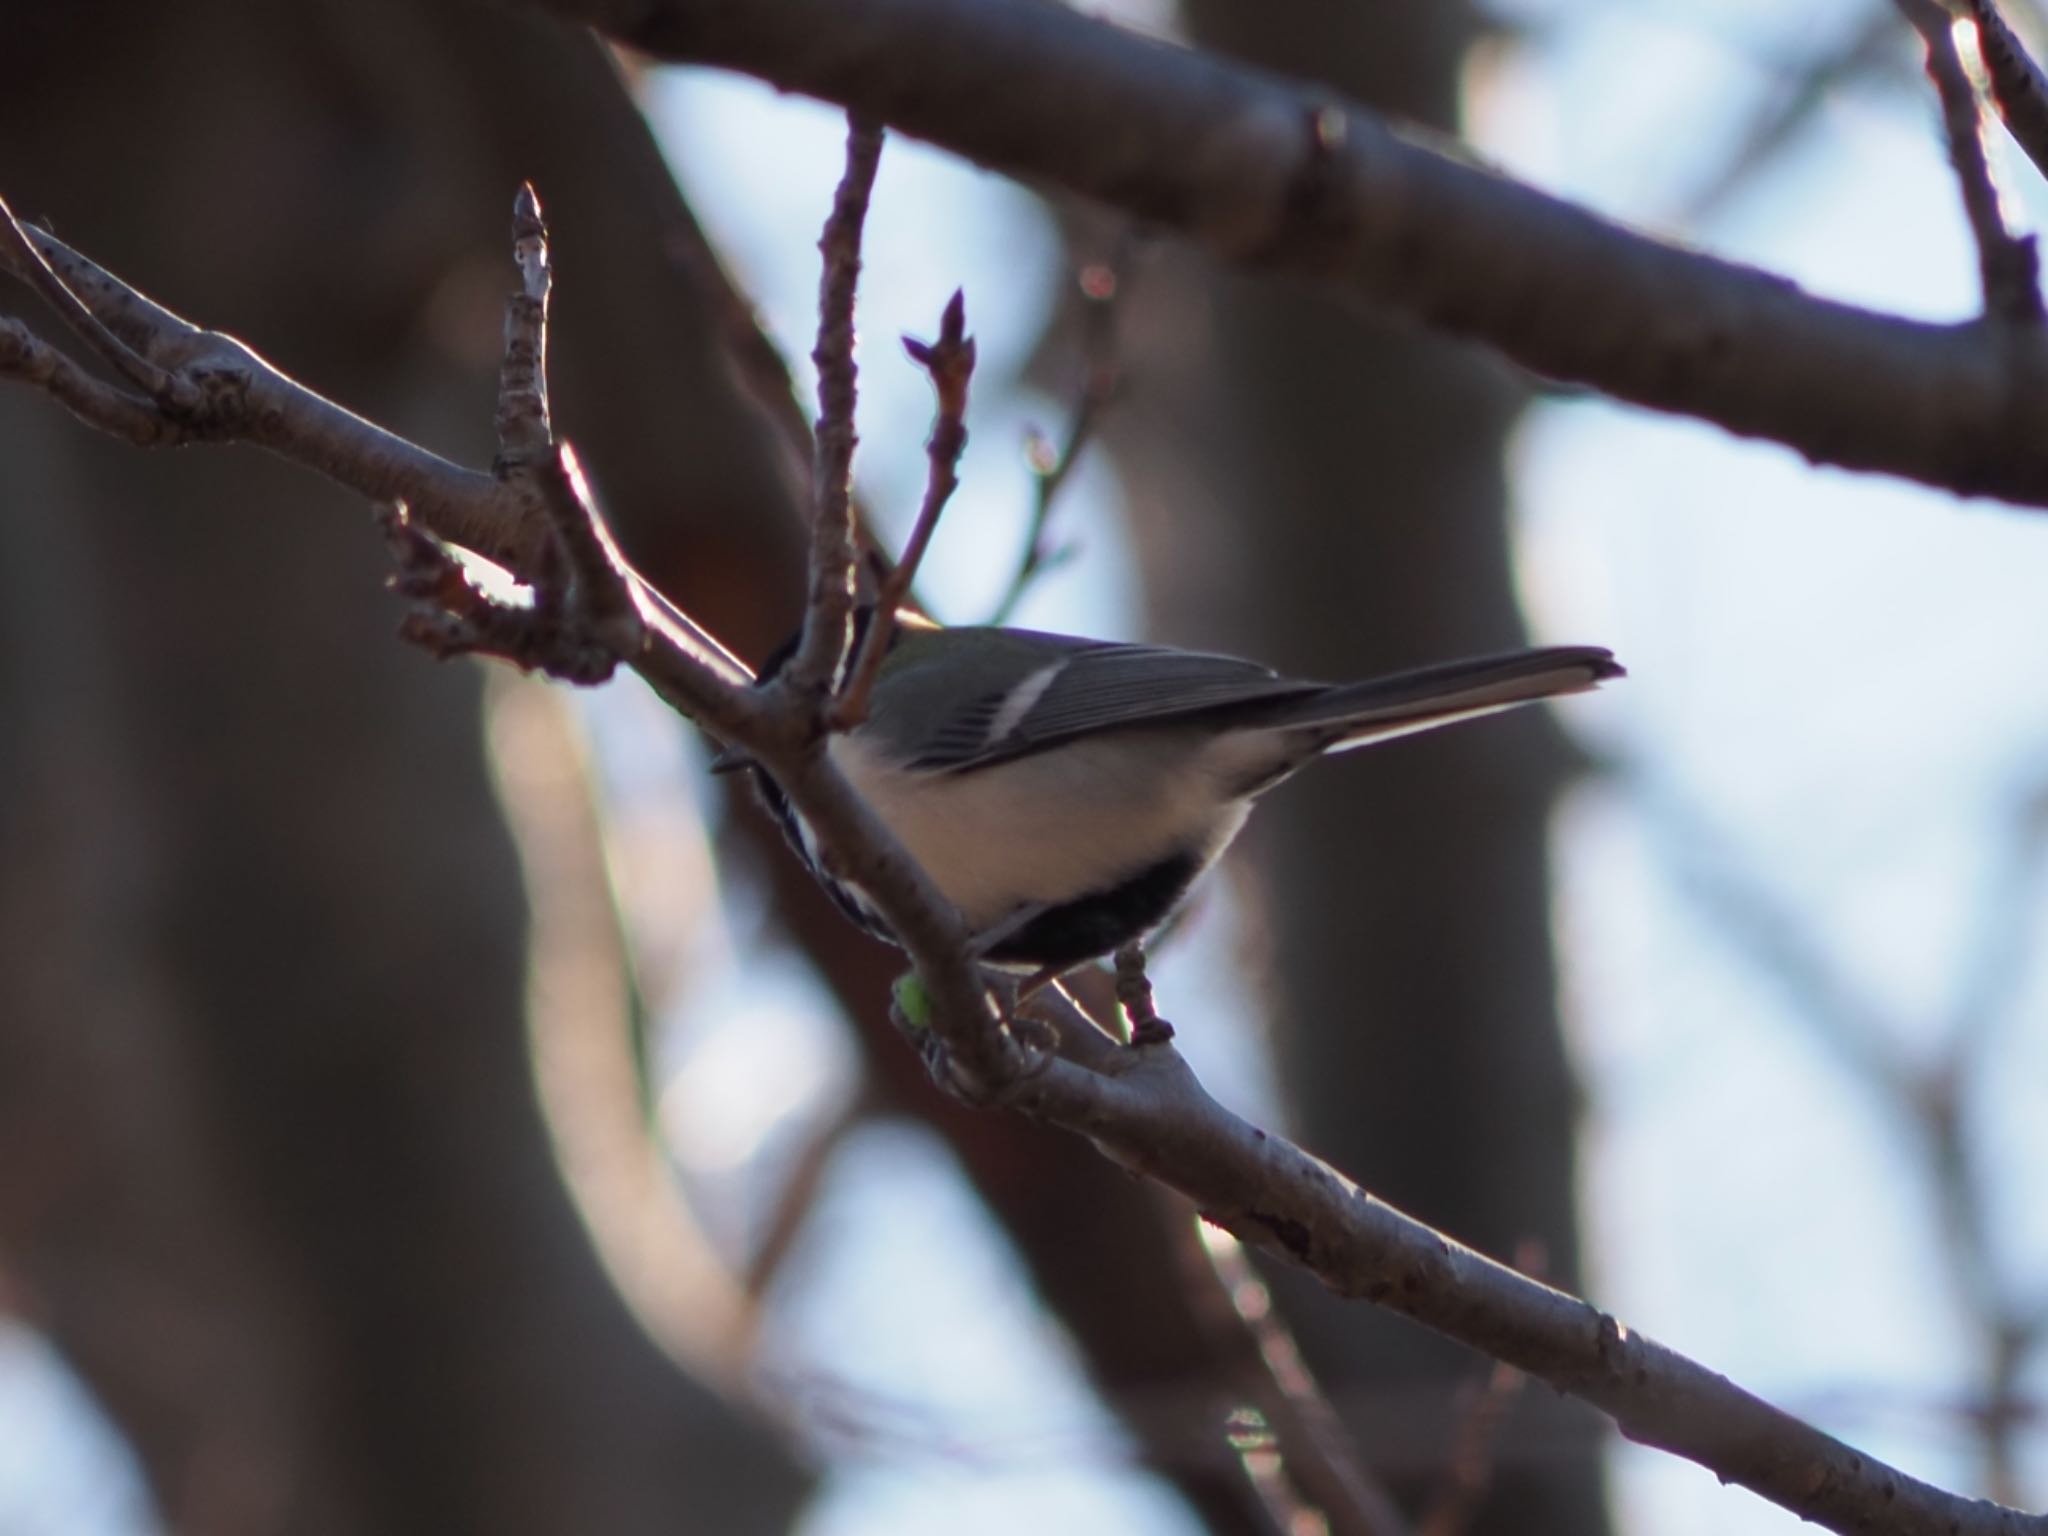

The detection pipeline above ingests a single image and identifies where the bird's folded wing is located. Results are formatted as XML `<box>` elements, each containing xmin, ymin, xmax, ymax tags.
<box><xmin>908</xmin><ymin>643</ymin><xmax>1320</xmax><ymax>771</ymax></box>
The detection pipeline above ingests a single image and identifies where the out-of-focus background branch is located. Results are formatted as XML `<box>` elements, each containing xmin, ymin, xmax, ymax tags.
<box><xmin>3</xmin><ymin>1</ymin><xmax>2047</xmax><ymax>1534</ymax></box>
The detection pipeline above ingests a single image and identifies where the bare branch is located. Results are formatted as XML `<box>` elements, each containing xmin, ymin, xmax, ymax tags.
<box><xmin>0</xmin><ymin>188</ymin><xmax>184</xmax><ymax>402</ymax></box>
<box><xmin>1195</xmin><ymin>1224</ymin><xmax>1414</xmax><ymax>1536</ymax></box>
<box><xmin>743</xmin><ymin>1087</ymin><xmax>875</xmax><ymax>1304</ymax></box>
<box><xmin>991</xmin><ymin>247</ymin><xmax>1132</xmax><ymax>624</ymax></box>
<box><xmin>0</xmin><ymin>313</ymin><xmax>190</xmax><ymax>444</ymax></box>
<box><xmin>1678</xmin><ymin>12</ymin><xmax>1906</xmax><ymax>227</ymax></box>
<box><xmin>1419</xmin><ymin>1349</ymin><xmax>1526</xmax><ymax>1536</ymax></box>
<box><xmin>531</xmin><ymin>0</ymin><xmax>2048</xmax><ymax>508</ymax></box>
<box><xmin>1899</xmin><ymin>0</ymin><xmax>2043</xmax><ymax>321</ymax></box>
<box><xmin>0</xmin><ymin>210</ymin><xmax>530</xmax><ymax>565</ymax></box>
<box><xmin>832</xmin><ymin>288</ymin><xmax>975</xmax><ymax>729</ymax></box>
<box><xmin>782</xmin><ymin>114</ymin><xmax>886</xmax><ymax>702</ymax></box>
<box><xmin>6</xmin><ymin>169</ymin><xmax>2043</xmax><ymax>1536</ymax></box>
<box><xmin>495</xmin><ymin>181</ymin><xmax>556</xmax><ymax>467</ymax></box>
<box><xmin>1653</xmin><ymin>786</ymin><xmax>2045</xmax><ymax>1507</ymax></box>
<box><xmin>1010</xmin><ymin>989</ymin><xmax>2043</xmax><ymax>1536</ymax></box>
<box><xmin>1963</xmin><ymin>0</ymin><xmax>2048</xmax><ymax>186</ymax></box>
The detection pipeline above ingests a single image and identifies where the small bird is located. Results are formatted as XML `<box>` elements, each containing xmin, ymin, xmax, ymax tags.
<box><xmin>735</xmin><ymin>612</ymin><xmax>1621</xmax><ymax>979</ymax></box>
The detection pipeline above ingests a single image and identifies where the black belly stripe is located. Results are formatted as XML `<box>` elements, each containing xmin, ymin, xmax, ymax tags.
<box><xmin>983</xmin><ymin>849</ymin><xmax>1205</xmax><ymax>969</ymax></box>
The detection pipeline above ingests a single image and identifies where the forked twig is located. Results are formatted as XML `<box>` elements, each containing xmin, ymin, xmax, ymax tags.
<box><xmin>990</xmin><ymin>244</ymin><xmax>1135</xmax><ymax>624</ymax></box>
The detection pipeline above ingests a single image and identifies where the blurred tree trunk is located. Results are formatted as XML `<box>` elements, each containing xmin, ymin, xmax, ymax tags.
<box><xmin>1101</xmin><ymin>1</ymin><xmax>1611</xmax><ymax>1528</ymax></box>
<box><xmin>0</xmin><ymin>3</ymin><xmax>1300</xmax><ymax>1532</ymax></box>
<box><xmin>0</xmin><ymin>3</ymin><xmax>806</xmax><ymax>1531</ymax></box>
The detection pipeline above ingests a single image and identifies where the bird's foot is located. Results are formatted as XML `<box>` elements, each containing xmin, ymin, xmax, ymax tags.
<box><xmin>1113</xmin><ymin>943</ymin><xmax>1175</xmax><ymax>1046</ymax></box>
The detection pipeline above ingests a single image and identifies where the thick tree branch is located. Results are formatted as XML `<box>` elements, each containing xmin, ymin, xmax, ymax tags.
<box><xmin>6</xmin><ymin>168</ymin><xmax>2043</xmax><ymax>1536</ymax></box>
<box><xmin>1006</xmin><ymin>991</ymin><xmax>2043</xmax><ymax>1536</ymax></box>
<box><xmin>529</xmin><ymin>0</ymin><xmax>2048</xmax><ymax>508</ymax></box>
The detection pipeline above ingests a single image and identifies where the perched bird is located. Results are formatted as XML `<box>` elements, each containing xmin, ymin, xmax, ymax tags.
<box><xmin>735</xmin><ymin>612</ymin><xmax>1621</xmax><ymax>978</ymax></box>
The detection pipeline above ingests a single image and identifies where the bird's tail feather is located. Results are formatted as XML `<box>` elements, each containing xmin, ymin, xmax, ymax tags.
<box><xmin>1268</xmin><ymin>645</ymin><xmax>1623</xmax><ymax>751</ymax></box>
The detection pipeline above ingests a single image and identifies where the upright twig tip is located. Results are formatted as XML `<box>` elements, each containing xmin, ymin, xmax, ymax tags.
<box><xmin>513</xmin><ymin>181</ymin><xmax>543</xmax><ymax>231</ymax></box>
<box><xmin>494</xmin><ymin>178</ymin><xmax>555</xmax><ymax>470</ymax></box>
<box><xmin>903</xmin><ymin>290</ymin><xmax>976</xmax><ymax>415</ymax></box>
<box><xmin>832</xmin><ymin>290</ymin><xmax>978</xmax><ymax>729</ymax></box>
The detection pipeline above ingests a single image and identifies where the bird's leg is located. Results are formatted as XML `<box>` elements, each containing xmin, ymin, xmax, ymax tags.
<box><xmin>1113</xmin><ymin>942</ymin><xmax>1174</xmax><ymax>1046</ymax></box>
<box><xmin>1014</xmin><ymin>962</ymin><xmax>1067</xmax><ymax>1003</ymax></box>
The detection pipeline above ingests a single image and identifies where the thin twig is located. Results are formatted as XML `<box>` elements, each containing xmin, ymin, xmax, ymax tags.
<box><xmin>1962</xmin><ymin>0</ymin><xmax>2048</xmax><ymax>187</ymax></box>
<box><xmin>0</xmin><ymin>314</ymin><xmax>188</xmax><ymax>444</ymax></box>
<box><xmin>782</xmin><ymin>114</ymin><xmax>886</xmax><ymax>702</ymax></box>
<box><xmin>832</xmin><ymin>289</ymin><xmax>975</xmax><ymax>728</ymax></box>
<box><xmin>1677</xmin><ymin>10</ymin><xmax>1906</xmax><ymax>227</ymax></box>
<box><xmin>1013</xmin><ymin>986</ymin><xmax>2045</xmax><ymax>1536</ymax></box>
<box><xmin>1899</xmin><ymin>0</ymin><xmax>2043</xmax><ymax>321</ymax></box>
<box><xmin>990</xmin><ymin>246</ymin><xmax>1133</xmax><ymax>624</ymax></box>
<box><xmin>533</xmin><ymin>0</ymin><xmax>2048</xmax><ymax>509</ymax></box>
<box><xmin>0</xmin><ymin>205</ymin><xmax>529</xmax><ymax>564</ymax></box>
<box><xmin>581</xmin><ymin>34</ymin><xmax>908</xmax><ymax>590</ymax></box>
<box><xmin>0</xmin><ymin>188</ymin><xmax>185</xmax><ymax>403</ymax></box>
<box><xmin>1417</xmin><ymin>1236</ymin><xmax>1540</xmax><ymax>1536</ymax></box>
<box><xmin>495</xmin><ymin>181</ymin><xmax>555</xmax><ymax>468</ymax></box>
<box><xmin>743</xmin><ymin>1088</ymin><xmax>876</xmax><ymax>1302</ymax></box>
<box><xmin>1416</xmin><ymin>1360</ymin><xmax>1524</xmax><ymax>1536</ymax></box>
<box><xmin>1194</xmin><ymin>1223</ymin><xmax>1414</xmax><ymax>1536</ymax></box>
<box><xmin>1418</xmin><ymin>1241</ymin><xmax>1542</xmax><ymax>1536</ymax></box>
<box><xmin>1653</xmin><ymin>785</ymin><xmax>2046</xmax><ymax>1506</ymax></box>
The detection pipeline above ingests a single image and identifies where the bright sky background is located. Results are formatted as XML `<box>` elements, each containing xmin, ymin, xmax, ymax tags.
<box><xmin>5</xmin><ymin>3</ymin><xmax>2047</xmax><ymax>1534</ymax></box>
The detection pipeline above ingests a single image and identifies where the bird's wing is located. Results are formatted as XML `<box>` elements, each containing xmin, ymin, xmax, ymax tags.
<box><xmin>902</xmin><ymin>640</ymin><xmax>1321</xmax><ymax>772</ymax></box>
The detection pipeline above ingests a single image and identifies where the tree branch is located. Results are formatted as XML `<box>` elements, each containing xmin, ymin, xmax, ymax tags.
<box><xmin>1897</xmin><ymin>0</ymin><xmax>2043</xmax><ymax>322</ymax></box>
<box><xmin>833</xmin><ymin>288</ymin><xmax>974</xmax><ymax>729</ymax></box>
<box><xmin>782</xmin><ymin>114</ymin><xmax>884</xmax><ymax>702</ymax></box>
<box><xmin>0</xmin><ymin>213</ymin><xmax>528</xmax><ymax>565</ymax></box>
<box><xmin>991</xmin><ymin>246</ymin><xmax>1131</xmax><ymax>625</ymax></box>
<box><xmin>1007</xmin><ymin>990</ymin><xmax>2043</xmax><ymax>1536</ymax></box>
<box><xmin>5</xmin><ymin>170</ymin><xmax>2043</xmax><ymax>1536</ymax></box>
<box><xmin>1192</xmin><ymin>1223</ymin><xmax>1414</xmax><ymax>1536</ymax></box>
<box><xmin>527</xmin><ymin>0</ymin><xmax>2048</xmax><ymax>508</ymax></box>
<box><xmin>1963</xmin><ymin>0</ymin><xmax>2048</xmax><ymax>188</ymax></box>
